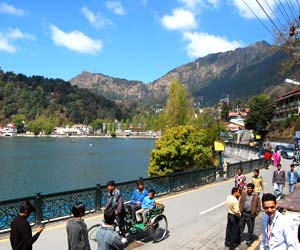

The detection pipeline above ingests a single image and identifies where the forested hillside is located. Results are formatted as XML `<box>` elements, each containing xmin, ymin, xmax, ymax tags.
<box><xmin>0</xmin><ymin>69</ymin><xmax>124</xmax><ymax>126</ymax></box>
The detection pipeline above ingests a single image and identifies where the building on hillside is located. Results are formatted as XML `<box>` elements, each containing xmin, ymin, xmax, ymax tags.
<box><xmin>1</xmin><ymin>123</ymin><xmax>17</xmax><ymax>136</ymax></box>
<box><xmin>274</xmin><ymin>89</ymin><xmax>300</xmax><ymax>120</ymax></box>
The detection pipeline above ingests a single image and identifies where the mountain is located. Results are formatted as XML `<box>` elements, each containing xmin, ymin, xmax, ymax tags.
<box><xmin>70</xmin><ymin>41</ymin><xmax>288</xmax><ymax>106</ymax></box>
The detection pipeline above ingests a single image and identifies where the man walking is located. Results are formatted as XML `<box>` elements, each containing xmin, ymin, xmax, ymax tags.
<box><xmin>225</xmin><ymin>187</ymin><xmax>241</xmax><ymax>250</ymax></box>
<box><xmin>259</xmin><ymin>193</ymin><xmax>297</xmax><ymax>249</ymax></box>
<box><xmin>239</xmin><ymin>183</ymin><xmax>261</xmax><ymax>246</ymax></box>
<box><xmin>272</xmin><ymin>163</ymin><xmax>285</xmax><ymax>198</ymax></box>
<box><xmin>287</xmin><ymin>164</ymin><xmax>299</xmax><ymax>193</ymax></box>
<box><xmin>234</xmin><ymin>168</ymin><xmax>247</xmax><ymax>193</ymax></box>
<box><xmin>10</xmin><ymin>200</ymin><xmax>44</xmax><ymax>250</ymax></box>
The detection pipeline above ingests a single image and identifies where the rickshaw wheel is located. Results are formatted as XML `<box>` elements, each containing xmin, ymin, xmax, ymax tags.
<box><xmin>88</xmin><ymin>224</ymin><xmax>100</xmax><ymax>249</ymax></box>
<box><xmin>150</xmin><ymin>214</ymin><xmax>168</xmax><ymax>242</ymax></box>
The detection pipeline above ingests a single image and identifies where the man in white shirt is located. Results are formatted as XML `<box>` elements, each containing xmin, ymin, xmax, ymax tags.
<box><xmin>225</xmin><ymin>187</ymin><xmax>241</xmax><ymax>250</ymax></box>
<box><xmin>259</xmin><ymin>193</ymin><xmax>297</xmax><ymax>250</ymax></box>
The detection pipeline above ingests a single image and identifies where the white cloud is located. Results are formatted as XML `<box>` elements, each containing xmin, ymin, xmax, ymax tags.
<box><xmin>0</xmin><ymin>36</ymin><xmax>16</xmax><ymax>53</ymax></box>
<box><xmin>50</xmin><ymin>25</ymin><xmax>103</xmax><ymax>55</ymax></box>
<box><xmin>231</xmin><ymin>0</ymin><xmax>276</xmax><ymax>19</ymax></box>
<box><xmin>106</xmin><ymin>1</ymin><xmax>126</xmax><ymax>15</ymax></box>
<box><xmin>81</xmin><ymin>6</ymin><xmax>112</xmax><ymax>29</ymax></box>
<box><xmin>183</xmin><ymin>31</ymin><xmax>242</xmax><ymax>57</ymax></box>
<box><xmin>161</xmin><ymin>8</ymin><xmax>198</xmax><ymax>31</ymax></box>
<box><xmin>0</xmin><ymin>27</ymin><xmax>35</xmax><ymax>53</ymax></box>
<box><xmin>178</xmin><ymin>0</ymin><xmax>220</xmax><ymax>10</ymax></box>
<box><xmin>0</xmin><ymin>2</ymin><xmax>26</xmax><ymax>16</ymax></box>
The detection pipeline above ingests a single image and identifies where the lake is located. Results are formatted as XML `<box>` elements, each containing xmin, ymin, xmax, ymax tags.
<box><xmin>0</xmin><ymin>137</ymin><xmax>155</xmax><ymax>201</ymax></box>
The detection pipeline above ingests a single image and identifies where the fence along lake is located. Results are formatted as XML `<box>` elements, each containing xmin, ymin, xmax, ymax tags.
<box><xmin>0</xmin><ymin>137</ymin><xmax>155</xmax><ymax>201</ymax></box>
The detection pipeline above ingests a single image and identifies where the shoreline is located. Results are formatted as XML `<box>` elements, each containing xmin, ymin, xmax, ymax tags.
<box><xmin>7</xmin><ymin>134</ymin><xmax>160</xmax><ymax>139</ymax></box>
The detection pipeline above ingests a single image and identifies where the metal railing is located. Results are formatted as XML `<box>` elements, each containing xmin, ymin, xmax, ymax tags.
<box><xmin>0</xmin><ymin>157</ymin><xmax>264</xmax><ymax>233</ymax></box>
<box><xmin>0</xmin><ymin>167</ymin><xmax>217</xmax><ymax>232</ymax></box>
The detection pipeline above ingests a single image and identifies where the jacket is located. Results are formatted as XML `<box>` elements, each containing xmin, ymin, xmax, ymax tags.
<box><xmin>287</xmin><ymin>170</ymin><xmax>299</xmax><ymax>184</ymax></box>
<box><xmin>66</xmin><ymin>218</ymin><xmax>91</xmax><ymax>250</ymax></box>
<box><xmin>239</xmin><ymin>191</ymin><xmax>260</xmax><ymax>217</ymax></box>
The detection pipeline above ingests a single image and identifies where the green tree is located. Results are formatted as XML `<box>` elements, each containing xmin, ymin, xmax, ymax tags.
<box><xmin>91</xmin><ymin>118</ymin><xmax>102</xmax><ymax>133</ymax></box>
<box><xmin>245</xmin><ymin>94</ymin><xmax>274</xmax><ymax>138</ymax></box>
<box><xmin>164</xmin><ymin>80</ymin><xmax>193</xmax><ymax>129</ymax></box>
<box><xmin>12</xmin><ymin>114</ymin><xmax>26</xmax><ymax>133</ymax></box>
<box><xmin>148</xmin><ymin>125</ymin><xmax>213</xmax><ymax>177</ymax></box>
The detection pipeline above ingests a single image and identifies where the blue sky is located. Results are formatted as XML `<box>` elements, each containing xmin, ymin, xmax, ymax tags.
<box><xmin>0</xmin><ymin>0</ymin><xmax>291</xmax><ymax>83</ymax></box>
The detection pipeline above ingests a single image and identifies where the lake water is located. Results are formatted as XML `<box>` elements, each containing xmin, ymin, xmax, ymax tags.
<box><xmin>0</xmin><ymin>137</ymin><xmax>155</xmax><ymax>201</ymax></box>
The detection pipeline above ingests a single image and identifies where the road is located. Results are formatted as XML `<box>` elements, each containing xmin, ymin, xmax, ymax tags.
<box><xmin>0</xmin><ymin>158</ymin><xmax>296</xmax><ymax>250</ymax></box>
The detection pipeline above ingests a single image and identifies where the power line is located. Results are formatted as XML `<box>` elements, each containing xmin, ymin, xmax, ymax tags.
<box><xmin>286</xmin><ymin>0</ymin><xmax>298</xmax><ymax>24</ymax></box>
<box><xmin>262</xmin><ymin>0</ymin><xmax>285</xmax><ymax>29</ymax></box>
<box><xmin>256</xmin><ymin>0</ymin><xmax>287</xmax><ymax>41</ymax></box>
<box><xmin>241</xmin><ymin>0</ymin><xmax>276</xmax><ymax>40</ymax></box>
<box><xmin>277</xmin><ymin>0</ymin><xmax>294</xmax><ymax>25</ymax></box>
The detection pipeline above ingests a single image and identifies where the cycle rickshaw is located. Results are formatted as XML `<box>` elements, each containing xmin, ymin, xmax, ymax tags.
<box><xmin>88</xmin><ymin>202</ymin><xmax>168</xmax><ymax>248</ymax></box>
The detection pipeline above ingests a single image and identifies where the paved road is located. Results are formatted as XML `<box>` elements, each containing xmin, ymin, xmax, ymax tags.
<box><xmin>0</xmin><ymin>158</ymin><xmax>296</xmax><ymax>250</ymax></box>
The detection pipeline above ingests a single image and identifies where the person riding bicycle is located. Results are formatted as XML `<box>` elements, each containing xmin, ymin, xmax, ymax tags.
<box><xmin>126</xmin><ymin>179</ymin><xmax>148</xmax><ymax>222</ymax></box>
<box><xmin>102</xmin><ymin>181</ymin><xmax>126</xmax><ymax>237</ymax></box>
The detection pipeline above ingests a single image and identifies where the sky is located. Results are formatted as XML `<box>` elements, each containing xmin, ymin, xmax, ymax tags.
<box><xmin>0</xmin><ymin>0</ymin><xmax>294</xmax><ymax>83</ymax></box>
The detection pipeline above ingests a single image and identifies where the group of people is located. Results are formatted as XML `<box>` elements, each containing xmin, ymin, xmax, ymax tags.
<box><xmin>225</xmin><ymin>164</ymin><xmax>300</xmax><ymax>250</ymax></box>
<box><xmin>65</xmin><ymin>179</ymin><xmax>156</xmax><ymax>250</ymax></box>
<box><xmin>9</xmin><ymin>179</ymin><xmax>156</xmax><ymax>250</ymax></box>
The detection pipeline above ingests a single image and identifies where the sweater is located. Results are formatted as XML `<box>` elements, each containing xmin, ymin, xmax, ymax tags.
<box><xmin>10</xmin><ymin>215</ymin><xmax>40</xmax><ymax>250</ymax></box>
<box><xmin>272</xmin><ymin>170</ymin><xmax>286</xmax><ymax>185</ymax></box>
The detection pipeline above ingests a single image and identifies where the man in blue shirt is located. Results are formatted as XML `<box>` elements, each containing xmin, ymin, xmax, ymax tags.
<box><xmin>259</xmin><ymin>193</ymin><xmax>297</xmax><ymax>250</ymax></box>
<box><xmin>126</xmin><ymin>180</ymin><xmax>148</xmax><ymax>221</ymax></box>
<box><xmin>96</xmin><ymin>210</ymin><xmax>125</xmax><ymax>250</ymax></box>
<box><xmin>136</xmin><ymin>189</ymin><xmax>156</xmax><ymax>224</ymax></box>
<box><xmin>287</xmin><ymin>164</ymin><xmax>299</xmax><ymax>193</ymax></box>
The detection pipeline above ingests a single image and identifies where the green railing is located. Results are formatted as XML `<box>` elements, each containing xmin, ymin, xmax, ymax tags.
<box><xmin>0</xmin><ymin>167</ymin><xmax>216</xmax><ymax>232</ymax></box>
<box><xmin>0</xmin><ymin>158</ymin><xmax>264</xmax><ymax>233</ymax></box>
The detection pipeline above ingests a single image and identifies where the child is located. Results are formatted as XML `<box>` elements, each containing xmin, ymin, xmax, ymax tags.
<box><xmin>136</xmin><ymin>189</ymin><xmax>156</xmax><ymax>224</ymax></box>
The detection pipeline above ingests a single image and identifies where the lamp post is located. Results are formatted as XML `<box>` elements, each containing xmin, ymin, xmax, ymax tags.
<box><xmin>215</xmin><ymin>108</ymin><xmax>224</xmax><ymax>178</ymax></box>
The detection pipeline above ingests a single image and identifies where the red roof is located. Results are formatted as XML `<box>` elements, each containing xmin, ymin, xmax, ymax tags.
<box><xmin>277</xmin><ymin>89</ymin><xmax>300</xmax><ymax>101</ymax></box>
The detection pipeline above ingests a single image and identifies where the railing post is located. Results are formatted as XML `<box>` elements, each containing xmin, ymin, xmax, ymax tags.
<box><xmin>96</xmin><ymin>184</ymin><xmax>101</xmax><ymax>212</ymax></box>
<box><xmin>249</xmin><ymin>159</ymin><xmax>252</xmax><ymax>171</ymax></box>
<box><xmin>35</xmin><ymin>193</ymin><xmax>42</xmax><ymax>225</ymax></box>
<box><xmin>170</xmin><ymin>173</ymin><xmax>175</xmax><ymax>192</ymax></box>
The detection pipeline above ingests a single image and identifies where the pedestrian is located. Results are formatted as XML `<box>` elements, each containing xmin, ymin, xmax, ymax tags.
<box><xmin>126</xmin><ymin>179</ymin><xmax>148</xmax><ymax>221</ymax></box>
<box><xmin>66</xmin><ymin>202</ymin><xmax>91</xmax><ymax>250</ymax></box>
<box><xmin>287</xmin><ymin>163</ymin><xmax>299</xmax><ymax>193</ymax></box>
<box><xmin>251</xmin><ymin>168</ymin><xmax>264</xmax><ymax>196</ymax></box>
<box><xmin>263</xmin><ymin>150</ymin><xmax>272</xmax><ymax>169</ymax></box>
<box><xmin>239</xmin><ymin>183</ymin><xmax>261</xmax><ymax>246</ymax></box>
<box><xmin>259</xmin><ymin>193</ymin><xmax>297</xmax><ymax>249</ymax></box>
<box><xmin>10</xmin><ymin>200</ymin><xmax>44</xmax><ymax>250</ymax></box>
<box><xmin>272</xmin><ymin>149</ymin><xmax>280</xmax><ymax>168</ymax></box>
<box><xmin>96</xmin><ymin>210</ymin><xmax>127</xmax><ymax>250</ymax></box>
<box><xmin>234</xmin><ymin>168</ymin><xmax>247</xmax><ymax>193</ymax></box>
<box><xmin>225</xmin><ymin>187</ymin><xmax>241</xmax><ymax>250</ymax></box>
<box><xmin>102</xmin><ymin>180</ymin><xmax>126</xmax><ymax>236</ymax></box>
<box><xmin>96</xmin><ymin>209</ymin><xmax>126</xmax><ymax>250</ymax></box>
<box><xmin>272</xmin><ymin>164</ymin><xmax>285</xmax><ymax>198</ymax></box>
